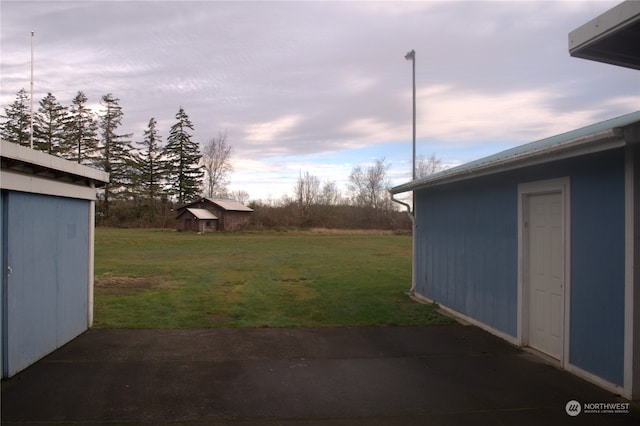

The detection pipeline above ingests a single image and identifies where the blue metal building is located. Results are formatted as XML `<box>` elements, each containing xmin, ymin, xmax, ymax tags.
<box><xmin>391</xmin><ymin>111</ymin><xmax>640</xmax><ymax>399</ymax></box>
<box><xmin>1</xmin><ymin>141</ymin><xmax>108</xmax><ymax>377</ymax></box>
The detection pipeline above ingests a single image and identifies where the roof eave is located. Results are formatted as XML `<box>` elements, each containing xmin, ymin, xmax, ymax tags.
<box><xmin>390</xmin><ymin>128</ymin><xmax>625</xmax><ymax>194</ymax></box>
<box><xmin>568</xmin><ymin>0</ymin><xmax>640</xmax><ymax>70</ymax></box>
<box><xmin>0</xmin><ymin>140</ymin><xmax>110</xmax><ymax>187</ymax></box>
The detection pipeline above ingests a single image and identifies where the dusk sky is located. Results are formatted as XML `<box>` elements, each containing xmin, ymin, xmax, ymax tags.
<box><xmin>1</xmin><ymin>1</ymin><xmax>639</xmax><ymax>201</ymax></box>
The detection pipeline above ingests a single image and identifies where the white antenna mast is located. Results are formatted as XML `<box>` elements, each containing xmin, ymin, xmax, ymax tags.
<box><xmin>30</xmin><ymin>31</ymin><xmax>34</xmax><ymax>149</ymax></box>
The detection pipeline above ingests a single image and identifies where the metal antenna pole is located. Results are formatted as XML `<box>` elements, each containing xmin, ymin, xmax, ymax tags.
<box><xmin>404</xmin><ymin>49</ymin><xmax>417</xmax><ymax>296</ymax></box>
<box><xmin>411</xmin><ymin>52</ymin><xmax>416</xmax><ymax>181</ymax></box>
<box><xmin>404</xmin><ymin>49</ymin><xmax>416</xmax><ymax>181</ymax></box>
<box><xmin>30</xmin><ymin>31</ymin><xmax>34</xmax><ymax>149</ymax></box>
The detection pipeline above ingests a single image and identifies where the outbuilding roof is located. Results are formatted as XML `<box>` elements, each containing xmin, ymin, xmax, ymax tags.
<box><xmin>203</xmin><ymin>198</ymin><xmax>254</xmax><ymax>212</ymax></box>
<box><xmin>391</xmin><ymin>110</ymin><xmax>640</xmax><ymax>194</ymax></box>
<box><xmin>185</xmin><ymin>208</ymin><xmax>218</xmax><ymax>220</ymax></box>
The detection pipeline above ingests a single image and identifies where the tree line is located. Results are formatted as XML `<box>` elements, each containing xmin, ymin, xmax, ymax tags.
<box><xmin>0</xmin><ymin>89</ymin><xmax>230</xmax><ymax>224</ymax></box>
<box><xmin>1</xmin><ymin>89</ymin><xmax>442</xmax><ymax>230</ymax></box>
<box><xmin>249</xmin><ymin>154</ymin><xmax>440</xmax><ymax>231</ymax></box>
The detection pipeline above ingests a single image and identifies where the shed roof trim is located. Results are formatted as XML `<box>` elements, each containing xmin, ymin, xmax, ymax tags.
<box><xmin>202</xmin><ymin>198</ymin><xmax>254</xmax><ymax>212</ymax></box>
<box><xmin>391</xmin><ymin>110</ymin><xmax>640</xmax><ymax>194</ymax></box>
<box><xmin>185</xmin><ymin>208</ymin><xmax>218</xmax><ymax>220</ymax></box>
<box><xmin>1</xmin><ymin>140</ymin><xmax>109</xmax><ymax>185</ymax></box>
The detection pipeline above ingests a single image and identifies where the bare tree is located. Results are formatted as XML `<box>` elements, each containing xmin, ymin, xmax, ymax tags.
<box><xmin>318</xmin><ymin>181</ymin><xmax>341</xmax><ymax>206</ymax></box>
<box><xmin>416</xmin><ymin>153</ymin><xmax>443</xmax><ymax>178</ymax></box>
<box><xmin>230</xmin><ymin>189</ymin><xmax>250</xmax><ymax>204</ymax></box>
<box><xmin>347</xmin><ymin>157</ymin><xmax>392</xmax><ymax>210</ymax></box>
<box><xmin>201</xmin><ymin>131</ymin><xmax>233</xmax><ymax>198</ymax></box>
<box><xmin>295</xmin><ymin>170</ymin><xmax>321</xmax><ymax>217</ymax></box>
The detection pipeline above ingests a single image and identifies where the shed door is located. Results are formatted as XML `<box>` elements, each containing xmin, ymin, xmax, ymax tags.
<box><xmin>3</xmin><ymin>192</ymin><xmax>89</xmax><ymax>376</ymax></box>
<box><xmin>527</xmin><ymin>192</ymin><xmax>564</xmax><ymax>359</ymax></box>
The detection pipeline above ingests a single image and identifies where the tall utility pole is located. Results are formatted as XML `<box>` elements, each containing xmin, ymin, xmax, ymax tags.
<box><xmin>404</xmin><ymin>49</ymin><xmax>417</xmax><ymax>297</ymax></box>
<box><xmin>30</xmin><ymin>31</ymin><xmax>34</xmax><ymax>149</ymax></box>
<box><xmin>405</xmin><ymin>49</ymin><xmax>416</xmax><ymax>181</ymax></box>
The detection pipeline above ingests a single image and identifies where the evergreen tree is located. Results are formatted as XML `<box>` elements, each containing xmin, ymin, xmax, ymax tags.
<box><xmin>97</xmin><ymin>93</ymin><xmax>134</xmax><ymax>218</ymax></box>
<box><xmin>33</xmin><ymin>92</ymin><xmax>68</xmax><ymax>155</ymax></box>
<box><xmin>163</xmin><ymin>107</ymin><xmax>203</xmax><ymax>204</ymax></box>
<box><xmin>64</xmin><ymin>91</ymin><xmax>99</xmax><ymax>164</ymax></box>
<box><xmin>135</xmin><ymin>117</ymin><xmax>165</xmax><ymax>200</ymax></box>
<box><xmin>0</xmin><ymin>88</ymin><xmax>31</xmax><ymax>146</ymax></box>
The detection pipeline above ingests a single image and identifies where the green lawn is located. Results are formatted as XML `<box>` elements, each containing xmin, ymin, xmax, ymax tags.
<box><xmin>94</xmin><ymin>228</ymin><xmax>451</xmax><ymax>328</ymax></box>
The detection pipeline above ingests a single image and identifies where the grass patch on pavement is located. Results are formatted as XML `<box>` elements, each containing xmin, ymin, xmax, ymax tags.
<box><xmin>94</xmin><ymin>228</ymin><xmax>451</xmax><ymax>328</ymax></box>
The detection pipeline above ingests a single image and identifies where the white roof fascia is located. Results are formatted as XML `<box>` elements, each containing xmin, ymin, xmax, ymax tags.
<box><xmin>186</xmin><ymin>208</ymin><xmax>218</xmax><ymax>220</ymax></box>
<box><xmin>390</xmin><ymin>128</ymin><xmax>625</xmax><ymax>194</ymax></box>
<box><xmin>569</xmin><ymin>0</ymin><xmax>640</xmax><ymax>68</ymax></box>
<box><xmin>0</xmin><ymin>169</ymin><xmax>100</xmax><ymax>200</ymax></box>
<box><xmin>206</xmin><ymin>198</ymin><xmax>253</xmax><ymax>212</ymax></box>
<box><xmin>570</xmin><ymin>0</ymin><xmax>640</xmax><ymax>48</ymax></box>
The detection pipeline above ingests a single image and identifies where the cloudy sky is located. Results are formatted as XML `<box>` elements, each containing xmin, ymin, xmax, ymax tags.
<box><xmin>1</xmin><ymin>0</ymin><xmax>639</xmax><ymax>201</ymax></box>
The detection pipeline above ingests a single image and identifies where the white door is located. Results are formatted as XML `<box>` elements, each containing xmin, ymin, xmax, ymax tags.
<box><xmin>527</xmin><ymin>192</ymin><xmax>564</xmax><ymax>359</ymax></box>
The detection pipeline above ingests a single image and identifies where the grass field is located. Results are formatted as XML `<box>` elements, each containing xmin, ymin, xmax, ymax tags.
<box><xmin>94</xmin><ymin>228</ymin><xmax>451</xmax><ymax>328</ymax></box>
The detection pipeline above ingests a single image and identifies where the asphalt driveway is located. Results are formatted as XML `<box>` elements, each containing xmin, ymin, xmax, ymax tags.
<box><xmin>2</xmin><ymin>324</ymin><xmax>638</xmax><ymax>425</ymax></box>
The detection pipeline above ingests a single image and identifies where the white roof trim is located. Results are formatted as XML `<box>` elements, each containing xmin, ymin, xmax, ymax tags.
<box><xmin>0</xmin><ymin>169</ymin><xmax>99</xmax><ymax>200</ymax></box>
<box><xmin>185</xmin><ymin>208</ymin><xmax>218</xmax><ymax>220</ymax></box>
<box><xmin>202</xmin><ymin>198</ymin><xmax>253</xmax><ymax>212</ymax></box>
<box><xmin>391</xmin><ymin>111</ymin><xmax>640</xmax><ymax>194</ymax></box>
<box><xmin>569</xmin><ymin>0</ymin><xmax>640</xmax><ymax>70</ymax></box>
<box><xmin>1</xmin><ymin>140</ymin><xmax>109</xmax><ymax>184</ymax></box>
<box><xmin>1</xmin><ymin>140</ymin><xmax>109</xmax><ymax>200</ymax></box>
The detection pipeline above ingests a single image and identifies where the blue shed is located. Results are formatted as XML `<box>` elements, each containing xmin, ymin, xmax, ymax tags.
<box><xmin>391</xmin><ymin>111</ymin><xmax>640</xmax><ymax>399</ymax></box>
<box><xmin>0</xmin><ymin>140</ymin><xmax>109</xmax><ymax>377</ymax></box>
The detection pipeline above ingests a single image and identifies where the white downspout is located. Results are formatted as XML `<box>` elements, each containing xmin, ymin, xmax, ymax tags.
<box><xmin>88</xmin><ymin>188</ymin><xmax>95</xmax><ymax>328</ymax></box>
<box><xmin>391</xmin><ymin>194</ymin><xmax>416</xmax><ymax>296</ymax></box>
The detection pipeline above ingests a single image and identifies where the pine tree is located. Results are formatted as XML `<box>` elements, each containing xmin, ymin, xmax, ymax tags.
<box><xmin>135</xmin><ymin>117</ymin><xmax>165</xmax><ymax>200</ymax></box>
<box><xmin>163</xmin><ymin>107</ymin><xmax>203</xmax><ymax>204</ymax></box>
<box><xmin>33</xmin><ymin>92</ymin><xmax>68</xmax><ymax>155</ymax></box>
<box><xmin>64</xmin><ymin>91</ymin><xmax>99</xmax><ymax>164</ymax></box>
<box><xmin>0</xmin><ymin>88</ymin><xmax>31</xmax><ymax>146</ymax></box>
<box><xmin>97</xmin><ymin>93</ymin><xmax>134</xmax><ymax>218</ymax></box>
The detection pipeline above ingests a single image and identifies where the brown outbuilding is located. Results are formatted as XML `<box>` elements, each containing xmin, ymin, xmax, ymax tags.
<box><xmin>175</xmin><ymin>198</ymin><xmax>253</xmax><ymax>232</ymax></box>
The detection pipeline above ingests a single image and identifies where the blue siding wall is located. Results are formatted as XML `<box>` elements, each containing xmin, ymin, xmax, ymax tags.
<box><xmin>414</xmin><ymin>148</ymin><xmax>626</xmax><ymax>386</ymax></box>
<box><xmin>416</xmin><ymin>176</ymin><xmax>519</xmax><ymax>336</ymax></box>
<box><xmin>569</xmin><ymin>149</ymin><xmax>625</xmax><ymax>385</ymax></box>
<box><xmin>4</xmin><ymin>191</ymin><xmax>89</xmax><ymax>376</ymax></box>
